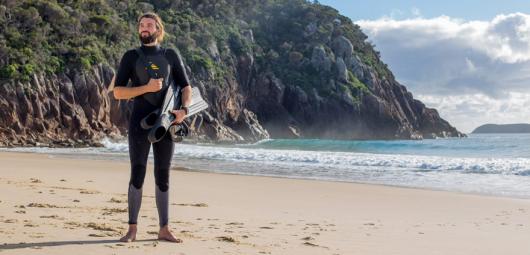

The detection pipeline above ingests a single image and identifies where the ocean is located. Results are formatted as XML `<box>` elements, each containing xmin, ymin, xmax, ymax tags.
<box><xmin>3</xmin><ymin>133</ymin><xmax>530</xmax><ymax>198</ymax></box>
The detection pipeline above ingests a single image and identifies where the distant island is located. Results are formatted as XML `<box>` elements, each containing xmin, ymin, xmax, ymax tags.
<box><xmin>472</xmin><ymin>124</ymin><xmax>530</xmax><ymax>134</ymax></box>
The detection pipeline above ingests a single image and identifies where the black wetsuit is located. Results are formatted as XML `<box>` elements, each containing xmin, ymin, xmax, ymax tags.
<box><xmin>114</xmin><ymin>44</ymin><xmax>190</xmax><ymax>227</ymax></box>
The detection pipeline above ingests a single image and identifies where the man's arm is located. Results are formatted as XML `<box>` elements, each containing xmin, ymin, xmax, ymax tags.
<box><xmin>171</xmin><ymin>86</ymin><xmax>192</xmax><ymax>124</ymax></box>
<box><xmin>112</xmin><ymin>50</ymin><xmax>163</xmax><ymax>100</ymax></box>
<box><xmin>167</xmin><ymin>48</ymin><xmax>192</xmax><ymax>124</ymax></box>
<box><xmin>113</xmin><ymin>78</ymin><xmax>163</xmax><ymax>100</ymax></box>
<box><xmin>180</xmin><ymin>85</ymin><xmax>192</xmax><ymax>108</ymax></box>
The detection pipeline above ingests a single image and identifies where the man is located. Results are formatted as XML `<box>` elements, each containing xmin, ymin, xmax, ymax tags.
<box><xmin>113</xmin><ymin>12</ymin><xmax>192</xmax><ymax>243</ymax></box>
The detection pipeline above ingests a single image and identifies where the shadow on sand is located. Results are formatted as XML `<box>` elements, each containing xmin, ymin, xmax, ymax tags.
<box><xmin>0</xmin><ymin>238</ymin><xmax>160</xmax><ymax>250</ymax></box>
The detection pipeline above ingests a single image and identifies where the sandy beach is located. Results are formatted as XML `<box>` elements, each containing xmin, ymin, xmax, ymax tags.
<box><xmin>1</xmin><ymin>151</ymin><xmax>530</xmax><ymax>255</ymax></box>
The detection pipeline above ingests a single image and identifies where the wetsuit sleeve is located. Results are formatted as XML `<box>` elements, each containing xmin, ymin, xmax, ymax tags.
<box><xmin>114</xmin><ymin>50</ymin><xmax>135</xmax><ymax>87</ymax></box>
<box><xmin>167</xmin><ymin>49</ymin><xmax>190</xmax><ymax>88</ymax></box>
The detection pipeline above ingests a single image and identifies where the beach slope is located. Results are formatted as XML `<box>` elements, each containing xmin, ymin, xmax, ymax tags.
<box><xmin>1</xmin><ymin>152</ymin><xmax>529</xmax><ymax>254</ymax></box>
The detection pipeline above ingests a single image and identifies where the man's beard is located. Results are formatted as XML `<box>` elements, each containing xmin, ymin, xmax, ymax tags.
<box><xmin>139</xmin><ymin>32</ymin><xmax>157</xmax><ymax>44</ymax></box>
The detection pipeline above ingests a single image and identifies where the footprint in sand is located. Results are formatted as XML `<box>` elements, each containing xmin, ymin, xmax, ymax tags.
<box><xmin>226</xmin><ymin>222</ymin><xmax>244</xmax><ymax>226</ymax></box>
<box><xmin>64</xmin><ymin>221</ymin><xmax>83</xmax><ymax>229</ymax></box>
<box><xmin>24</xmin><ymin>223</ymin><xmax>39</xmax><ymax>227</ymax></box>
<box><xmin>30</xmin><ymin>178</ymin><xmax>42</xmax><ymax>183</ymax></box>
<box><xmin>40</xmin><ymin>215</ymin><xmax>65</xmax><ymax>220</ymax></box>
<box><xmin>180</xmin><ymin>230</ymin><xmax>200</xmax><ymax>239</ymax></box>
<box><xmin>301</xmin><ymin>236</ymin><xmax>315</xmax><ymax>241</ymax></box>
<box><xmin>108</xmin><ymin>198</ymin><xmax>126</xmax><ymax>203</ymax></box>
<box><xmin>29</xmin><ymin>233</ymin><xmax>45</xmax><ymax>238</ymax></box>
<box><xmin>302</xmin><ymin>241</ymin><xmax>323</xmax><ymax>247</ymax></box>
<box><xmin>102</xmin><ymin>207</ymin><xmax>127</xmax><ymax>216</ymax></box>
<box><xmin>216</xmin><ymin>236</ymin><xmax>237</xmax><ymax>243</ymax></box>
<box><xmin>143</xmin><ymin>241</ymin><xmax>159</xmax><ymax>247</ymax></box>
<box><xmin>208</xmin><ymin>224</ymin><xmax>220</xmax><ymax>229</ymax></box>
<box><xmin>27</xmin><ymin>203</ymin><xmax>61</xmax><ymax>208</ymax></box>
<box><xmin>88</xmin><ymin>233</ymin><xmax>106</xmax><ymax>237</ymax></box>
<box><xmin>86</xmin><ymin>222</ymin><xmax>122</xmax><ymax>231</ymax></box>
<box><xmin>80</xmin><ymin>190</ymin><xmax>100</xmax><ymax>194</ymax></box>
<box><xmin>85</xmin><ymin>222</ymin><xmax>123</xmax><ymax>237</ymax></box>
<box><xmin>172</xmin><ymin>203</ymin><xmax>208</xmax><ymax>207</ymax></box>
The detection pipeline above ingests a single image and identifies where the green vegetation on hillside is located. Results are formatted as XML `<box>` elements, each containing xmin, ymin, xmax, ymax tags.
<box><xmin>0</xmin><ymin>0</ymin><xmax>392</xmax><ymax>100</ymax></box>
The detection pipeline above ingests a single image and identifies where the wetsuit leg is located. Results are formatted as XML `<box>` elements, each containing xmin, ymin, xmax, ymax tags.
<box><xmin>153</xmin><ymin>134</ymin><xmax>174</xmax><ymax>227</ymax></box>
<box><xmin>127</xmin><ymin>129</ymin><xmax>151</xmax><ymax>225</ymax></box>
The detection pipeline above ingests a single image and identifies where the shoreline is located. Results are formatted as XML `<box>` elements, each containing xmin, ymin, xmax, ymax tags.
<box><xmin>2</xmin><ymin>149</ymin><xmax>530</xmax><ymax>201</ymax></box>
<box><xmin>4</xmin><ymin>151</ymin><xmax>530</xmax><ymax>200</ymax></box>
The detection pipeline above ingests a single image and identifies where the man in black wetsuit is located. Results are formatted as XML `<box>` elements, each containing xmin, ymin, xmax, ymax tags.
<box><xmin>113</xmin><ymin>12</ymin><xmax>192</xmax><ymax>243</ymax></box>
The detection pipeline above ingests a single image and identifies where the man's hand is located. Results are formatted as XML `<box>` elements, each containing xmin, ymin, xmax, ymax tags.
<box><xmin>144</xmin><ymin>78</ymin><xmax>164</xmax><ymax>93</ymax></box>
<box><xmin>171</xmin><ymin>109</ymin><xmax>187</xmax><ymax>124</ymax></box>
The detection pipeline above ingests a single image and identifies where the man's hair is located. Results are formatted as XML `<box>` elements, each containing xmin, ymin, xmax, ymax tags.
<box><xmin>137</xmin><ymin>12</ymin><xmax>165</xmax><ymax>43</ymax></box>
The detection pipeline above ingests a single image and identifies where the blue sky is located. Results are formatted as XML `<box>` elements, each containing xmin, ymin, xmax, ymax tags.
<box><xmin>318</xmin><ymin>1</ymin><xmax>530</xmax><ymax>133</ymax></box>
<box><xmin>318</xmin><ymin>0</ymin><xmax>530</xmax><ymax>20</ymax></box>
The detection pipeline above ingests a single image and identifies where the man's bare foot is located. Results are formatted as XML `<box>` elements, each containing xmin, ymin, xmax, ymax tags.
<box><xmin>119</xmin><ymin>224</ymin><xmax>137</xmax><ymax>242</ymax></box>
<box><xmin>158</xmin><ymin>226</ymin><xmax>182</xmax><ymax>243</ymax></box>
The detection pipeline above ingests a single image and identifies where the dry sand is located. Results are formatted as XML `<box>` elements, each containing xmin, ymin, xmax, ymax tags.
<box><xmin>1</xmin><ymin>151</ymin><xmax>530</xmax><ymax>254</ymax></box>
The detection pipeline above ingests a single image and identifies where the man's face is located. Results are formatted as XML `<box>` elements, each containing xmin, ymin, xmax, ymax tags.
<box><xmin>138</xmin><ymin>17</ymin><xmax>158</xmax><ymax>44</ymax></box>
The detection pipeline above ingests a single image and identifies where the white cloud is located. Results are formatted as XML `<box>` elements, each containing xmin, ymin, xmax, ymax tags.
<box><xmin>358</xmin><ymin>13</ymin><xmax>530</xmax><ymax>63</ymax></box>
<box><xmin>356</xmin><ymin>13</ymin><xmax>530</xmax><ymax>132</ymax></box>
<box><xmin>417</xmin><ymin>93</ymin><xmax>530</xmax><ymax>133</ymax></box>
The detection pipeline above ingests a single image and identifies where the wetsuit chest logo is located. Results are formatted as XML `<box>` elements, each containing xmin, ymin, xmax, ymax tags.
<box><xmin>135</xmin><ymin>54</ymin><xmax>171</xmax><ymax>106</ymax></box>
<box><xmin>143</xmin><ymin>62</ymin><xmax>161</xmax><ymax>76</ymax></box>
<box><xmin>149</xmin><ymin>62</ymin><xmax>160</xmax><ymax>71</ymax></box>
<box><xmin>137</xmin><ymin>57</ymin><xmax>167</xmax><ymax>80</ymax></box>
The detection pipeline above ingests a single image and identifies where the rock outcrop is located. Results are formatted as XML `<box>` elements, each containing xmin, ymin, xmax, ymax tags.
<box><xmin>0</xmin><ymin>0</ymin><xmax>464</xmax><ymax>147</ymax></box>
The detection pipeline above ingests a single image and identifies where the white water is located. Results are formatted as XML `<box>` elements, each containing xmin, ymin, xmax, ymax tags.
<box><xmin>4</xmin><ymin>135</ymin><xmax>530</xmax><ymax>199</ymax></box>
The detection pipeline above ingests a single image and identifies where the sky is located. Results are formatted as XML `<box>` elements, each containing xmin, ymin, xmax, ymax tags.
<box><xmin>318</xmin><ymin>0</ymin><xmax>530</xmax><ymax>133</ymax></box>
